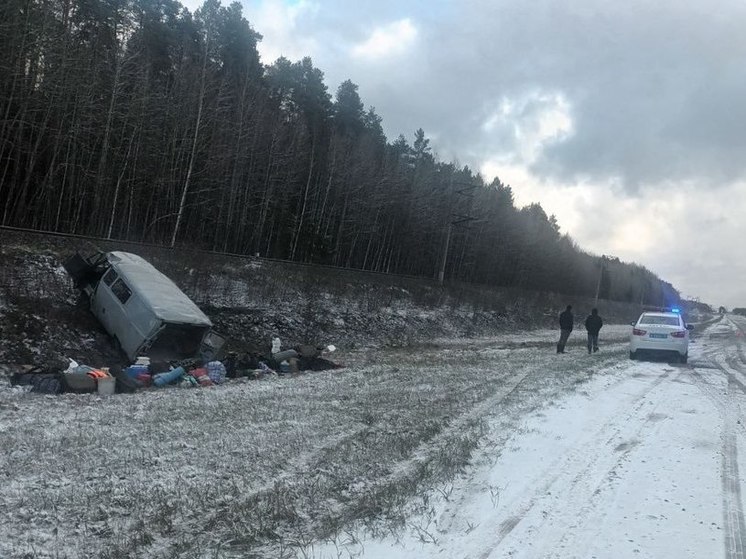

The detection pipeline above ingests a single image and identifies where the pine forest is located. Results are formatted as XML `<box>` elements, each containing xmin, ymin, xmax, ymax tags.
<box><xmin>0</xmin><ymin>0</ymin><xmax>680</xmax><ymax>306</ymax></box>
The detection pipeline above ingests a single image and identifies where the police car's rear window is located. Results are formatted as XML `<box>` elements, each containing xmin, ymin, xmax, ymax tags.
<box><xmin>639</xmin><ymin>315</ymin><xmax>680</xmax><ymax>326</ymax></box>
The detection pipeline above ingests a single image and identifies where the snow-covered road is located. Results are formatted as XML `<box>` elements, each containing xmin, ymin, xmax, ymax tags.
<box><xmin>319</xmin><ymin>315</ymin><xmax>746</xmax><ymax>559</ymax></box>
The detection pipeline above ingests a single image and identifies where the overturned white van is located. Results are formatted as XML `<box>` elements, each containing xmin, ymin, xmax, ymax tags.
<box><xmin>64</xmin><ymin>251</ymin><xmax>224</xmax><ymax>362</ymax></box>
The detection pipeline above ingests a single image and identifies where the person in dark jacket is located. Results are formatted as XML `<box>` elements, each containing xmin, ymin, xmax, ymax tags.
<box><xmin>557</xmin><ymin>305</ymin><xmax>574</xmax><ymax>353</ymax></box>
<box><xmin>584</xmin><ymin>308</ymin><xmax>603</xmax><ymax>354</ymax></box>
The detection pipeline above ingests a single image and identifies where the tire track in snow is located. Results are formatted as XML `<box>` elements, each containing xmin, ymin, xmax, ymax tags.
<box><xmin>720</xmin><ymin>365</ymin><xmax>746</xmax><ymax>559</ymax></box>
<box><xmin>696</xmin><ymin>375</ymin><xmax>746</xmax><ymax>559</ymax></box>
<box><xmin>722</xmin><ymin>430</ymin><xmax>746</xmax><ymax>559</ymax></box>
<box><xmin>691</xmin><ymin>319</ymin><xmax>746</xmax><ymax>559</ymax></box>
<box><xmin>475</xmin><ymin>367</ymin><xmax>675</xmax><ymax>559</ymax></box>
<box><xmin>220</xmin><ymin>369</ymin><xmax>537</xmax><ymax>555</ymax></box>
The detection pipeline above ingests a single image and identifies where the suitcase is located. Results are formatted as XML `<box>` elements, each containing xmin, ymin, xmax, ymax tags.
<box><xmin>61</xmin><ymin>372</ymin><xmax>97</xmax><ymax>393</ymax></box>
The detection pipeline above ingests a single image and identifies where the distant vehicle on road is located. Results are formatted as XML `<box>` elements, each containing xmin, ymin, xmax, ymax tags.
<box><xmin>629</xmin><ymin>309</ymin><xmax>693</xmax><ymax>363</ymax></box>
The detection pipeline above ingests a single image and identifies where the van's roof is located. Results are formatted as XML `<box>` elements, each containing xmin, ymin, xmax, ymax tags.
<box><xmin>107</xmin><ymin>251</ymin><xmax>212</xmax><ymax>326</ymax></box>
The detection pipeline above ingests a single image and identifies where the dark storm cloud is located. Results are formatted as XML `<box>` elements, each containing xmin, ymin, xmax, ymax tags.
<box><xmin>457</xmin><ymin>0</ymin><xmax>746</xmax><ymax>189</ymax></box>
<box><xmin>272</xmin><ymin>0</ymin><xmax>746</xmax><ymax>191</ymax></box>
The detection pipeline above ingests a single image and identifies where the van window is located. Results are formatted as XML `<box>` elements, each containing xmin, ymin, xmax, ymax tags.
<box><xmin>103</xmin><ymin>268</ymin><xmax>118</xmax><ymax>286</ymax></box>
<box><xmin>111</xmin><ymin>279</ymin><xmax>132</xmax><ymax>304</ymax></box>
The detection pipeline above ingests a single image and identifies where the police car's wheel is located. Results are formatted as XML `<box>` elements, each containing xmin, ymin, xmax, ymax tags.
<box><xmin>629</xmin><ymin>351</ymin><xmax>637</xmax><ymax>360</ymax></box>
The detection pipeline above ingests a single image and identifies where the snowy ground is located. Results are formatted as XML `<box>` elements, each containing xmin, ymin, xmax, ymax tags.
<box><xmin>313</xmin><ymin>316</ymin><xmax>746</xmax><ymax>559</ymax></box>
<box><xmin>3</xmin><ymin>319</ymin><xmax>743</xmax><ymax>559</ymax></box>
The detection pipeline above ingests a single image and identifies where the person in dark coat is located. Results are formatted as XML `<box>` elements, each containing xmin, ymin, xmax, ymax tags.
<box><xmin>557</xmin><ymin>305</ymin><xmax>574</xmax><ymax>353</ymax></box>
<box><xmin>584</xmin><ymin>308</ymin><xmax>603</xmax><ymax>354</ymax></box>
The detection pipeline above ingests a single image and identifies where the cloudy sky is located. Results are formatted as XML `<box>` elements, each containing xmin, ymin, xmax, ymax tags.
<box><xmin>185</xmin><ymin>0</ymin><xmax>746</xmax><ymax>308</ymax></box>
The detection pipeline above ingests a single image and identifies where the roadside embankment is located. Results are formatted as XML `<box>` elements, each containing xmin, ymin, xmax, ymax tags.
<box><xmin>0</xmin><ymin>229</ymin><xmax>686</xmax><ymax>366</ymax></box>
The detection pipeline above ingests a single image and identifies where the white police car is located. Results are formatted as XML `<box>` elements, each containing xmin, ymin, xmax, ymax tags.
<box><xmin>629</xmin><ymin>308</ymin><xmax>693</xmax><ymax>363</ymax></box>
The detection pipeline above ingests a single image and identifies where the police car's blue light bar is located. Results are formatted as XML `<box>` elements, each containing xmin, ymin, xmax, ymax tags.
<box><xmin>642</xmin><ymin>305</ymin><xmax>683</xmax><ymax>313</ymax></box>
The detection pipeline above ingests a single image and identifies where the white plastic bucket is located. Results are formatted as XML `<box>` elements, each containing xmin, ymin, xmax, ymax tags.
<box><xmin>97</xmin><ymin>376</ymin><xmax>116</xmax><ymax>396</ymax></box>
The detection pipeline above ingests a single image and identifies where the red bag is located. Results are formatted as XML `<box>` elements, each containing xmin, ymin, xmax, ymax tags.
<box><xmin>192</xmin><ymin>367</ymin><xmax>213</xmax><ymax>387</ymax></box>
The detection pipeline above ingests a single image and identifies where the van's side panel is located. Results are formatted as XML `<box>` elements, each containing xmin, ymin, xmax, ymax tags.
<box><xmin>91</xmin><ymin>281</ymin><xmax>124</xmax><ymax>341</ymax></box>
<box><xmin>125</xmin><ymin>293</ymin><xmax>162</xmax><ymax>353</ymax></box>
<box><xmin>116</xmin><ymin>294</ymin><xmax>156</xmax><ymax>360</ymax></box>
<box><xmin>92</xmin><ymin>275</ymin><xmax>156</xmax><ymax>360</ymax></box>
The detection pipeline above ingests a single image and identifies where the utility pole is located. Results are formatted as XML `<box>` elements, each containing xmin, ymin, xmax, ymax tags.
<box><xmin>437</xmin><ymin>181</ymin><xmax>479</xmax><ymax>285</ymax></box>
<box><xmin>437</xmin><ymin>222</ymin><xmax>453</xmax><ymax>284</ymax></box>
<box><xmin>594</xmin><ymin>255</ymin><xmax>607</xmax><ymax>306</ymax></box>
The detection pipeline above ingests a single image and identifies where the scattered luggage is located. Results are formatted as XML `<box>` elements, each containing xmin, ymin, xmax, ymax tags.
<box><xmin>97</xmin><ymin>374</ymin><xmax>116</xmax><ymax>395</ymax></box>
<box><xmin>4</xmin><ymin>339</ymin><xmax>342</xmax><ymax>399</ymax></box>
<box><xmin>206</xmin><ymin>361</ymin><xmax>227</xmax><ymax>385</ymax></box>
<box><xmin>153</xmin><ymin>366</ymin><xmax>185</xmax><ymax>387</ymax></box>
<box><xmin>62</xmin><ymin>372</ymin><xmax>97</xmax><ymax>394</ymax></box>
<box><xmin>11</xmin><ymin>367</ymin><xmax>65</xmax><ymax>394</ymax></box>
<box><xmin>110</xmin><ymin>365</ymin><xmax>141</xmax><ymax>394</ymax></box>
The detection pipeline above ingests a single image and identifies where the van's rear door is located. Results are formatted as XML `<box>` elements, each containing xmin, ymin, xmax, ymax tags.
<box><xmin>200</xmin><ymin>330</ymin><xmax>226</xmax><ymax>361</ymax></box>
